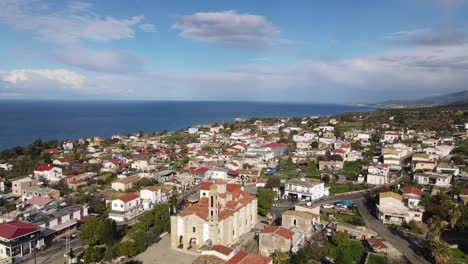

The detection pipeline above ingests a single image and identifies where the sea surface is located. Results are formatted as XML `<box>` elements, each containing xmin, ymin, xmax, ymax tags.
<box><xmin>0</xmin><ymin>100</ymin><xmax>375</xmax><ymax>150</ymax></box>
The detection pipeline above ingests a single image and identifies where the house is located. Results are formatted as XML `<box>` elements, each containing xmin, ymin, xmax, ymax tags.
<box><xmin>412</xmin><ymin>153</ymin><xmax>439</xmax><ymax>172</ymax></box>
<box><xmin>259</xmin><ymin>226</ymin><xmax>295</xmax><ymax>256</ymax></box>
<box><xmin>376</xmin><ymin>192</ymin><xmax>423</xmax><ymax>225</ymax></box>
<box><xmin>256</xmin><ymin>179</ymin><xmax>267</xmax><ymax>188</ymax></box>
<box><xmin>206</xmin><ymin>168</ymin><xmax>228</xmax><ymax>181</ymax></box>
<box><xmin>52</xmin><ymin>156</ymin><xmax>74</xmax><ymax>166</ymax></box>
<box><xmin>366</xmin><ymin>163</ymin><xmax>390</xmax><ymax>185</ymax></box>
<box><xmin>140</xmin><ymin>186</ymin><xmax>162</xmax><ymax>210</ymax></box>
<box><xmin>263</xmin><ymin>143</ymin><xmax>288</xmax><ymax>157</ymax></box>
<box><xmin>319</xmin><ymin>160</ymin><xmax>343</xmax><ymax>171</ymax></box>
<box><xmin>401</xmin><ymin>186</ymin><xmax>423</xmax><ymax>209</ymax></box>
<box><xmin>25</xmin><ymin>197</ymin><xmax>55</xmax><ymax>209</ymax></box>
<box><xmin>0</xmin><ymin>221</ymin><xmax>44</xmax><ymax>261</ymax></box>
<box><xmin>383</xmin><ymin>131</ymin><xmax>402</xmax><ymax>143</ymax></box>
<box><xmin>436</xmin><ymin>162</ymin><xmax>460</xmax><ymax>176</ymax></box>
<box><xmin>111</xmin><ymin>175</ymin><xmax>141</xmax><ymax>191</ymax></box>
<box><xmin>33</xmin><ymin>165</ymin><xmax>63</xmax><ymax>183</ymax></box>
<box><xmin>199</xmin><ymin>181</ymin><xmax>242</xmax><ymax>199</ymax></box>
<box><xmin>109</xmin><ymin>193</ymin><xmax>143</xmax><ymax>222</ymax></box>
<box><xmin>170</xmin><ymin>181</ymin><xmax>257</xmax><ymax>250</ymax></box>
<box><xmin>18</xmin><ymin>202</ymin><xmax>89</xmax><ymax>237</ymax></box>
<box><xmin>284</xmin><ymin>178</ymin><xmax>329</xmax><ymax>201</ymax></box>
<box><xmin>0</xmin><ymin>163</ymin><xmax>13</xmax><ymax>171</ymax></box>
<box><xmin>282</xmin><ymin>210</ymin><xmax>319</xmax><ymax>235</ymax></box>
<box><xmin>12</xmin><ymin>178</ymin><xmax>39</xmax><ymax>197</ymax></box>
<box><xmin>43</xmin><ymin>148</ymin><xmax>59</xmax><ymax>155</ymax></box>
<box><xmin>0</xmin><ymin>178</ymin><xmax>4</xmax><ymax>192</ymax></box>
<box><xmin>21</xmin><ymin>186</ymin><xmax>60</xmax><ymax>201</ymax></box>
<box><xmin>414</xmin><ymin>172</ymin><xmax>452</xmax><ymax>188</ymax></box>
<box><xmin>68</xmin><ymin>180</ymin><xmax>87</xmax><ymax>190</ymax></box>
<box><xmin>131</xmin><ymin>154</ymin><xmax>155</xmax><ymax>172</ymax></box>
<box><xmin>188</xmin><ymin>127</ymin><xmax>199</xmax><ymax>134</ymax></box>
<box><xmin>199</xmin><ymin>244</ymin><xmax>236</xmax><ymax>262</ymax></box>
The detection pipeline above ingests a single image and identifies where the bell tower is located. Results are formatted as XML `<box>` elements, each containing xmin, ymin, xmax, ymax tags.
<box><xmin>209</xmin><ymin>185</ymin><xmax>218</xmax><ymax>223</ymax></box>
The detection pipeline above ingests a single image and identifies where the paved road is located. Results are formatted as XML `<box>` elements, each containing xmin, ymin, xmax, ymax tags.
<box><xmin>23</xmin><ymin>239</ymin><xmax>82</xmax><ymax>264</ymax></box>
<box><xmin>356</xmin><ymin>200</ymin><xmax>430</xmax><ymax>264</ymax></box>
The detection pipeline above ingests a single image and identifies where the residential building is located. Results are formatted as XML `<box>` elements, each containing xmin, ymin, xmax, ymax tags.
<box><xmin>259</xmin><ymin>226</ymin><xmax>295</xmax><ymax>256</ymax></box>
<box><xmin>0</xmin><ymin>221</ymin><xmax>44</xmax><ymax>261</ymax></box>
<box><xmin>376</xmin><ymin>192</ymin><xmax>423</xmax><ymax>225</ymax></box>
<box><xmin>414</xmin><ymin>172</ymin><xmax>452</xmax><ymax>188</ymax></box>
<box><xmin>111</xmin><ymin>175</ymin><xmax>141</xmax><ymax>191</ymax></box>
<box><xmin>12</xmin><ymin>178</ymin><xmax>39</xmax><ymax>197</ymax></box>
<box><xmin>284</xmin><ymin>178</ymin><xmax>329</xmax><ymax>201</ymax></box>
<box><xmin>282</xmin><ymin>210</ymin><xmax>319</xmax><ymax>235</ymax></box>
<box><xmin>33</xmin><ymin>165</ymin><xmax>63</xmax><ymax>183</ymax></box>
<box><xmin>0</xmin><ymin>163</ymin><xmax>13</xmax><ymax>171</ymax></box>
<box><xmin>206</xmin><ymin>168</ymin><xmax>228</xmax><ymax>181</ymax></box>
<box><xmin>170</xmin><ymin>181</ymin><xmax>257</xmax><ymax>250</ymax></box>
<box><xmin>109</xmin><ymin>193</ymin><xmax>143</xmax><ymax>222</ymax></box>
<box><xmin>366</xmin><ymin>163</ymin><xmax>390</xmax><ymax>185</ymax></box>
<box><xmin>140</xmin><ymin>186</ymin><xmax>162</xmax><ymax>210</ymax></box>
<box><xmin>401</xmin><ymin>186</ymin><xmax>423</xmax><ymax>209</ymax></box>
<box><xmin>21</xmin><ymin>186</ymin><xmax>60</xmax><ymax>201</ymax></box>
<box><xmin>263</xmin><ymin>143</ymin><xmax>288</xmax><ymax>157</ymax></box>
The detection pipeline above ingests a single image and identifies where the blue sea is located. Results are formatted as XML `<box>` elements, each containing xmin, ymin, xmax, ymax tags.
<box><xmin>0</xmin><ymin>101</ymin><xmax>375</xmax><ymax>150</ymax></box>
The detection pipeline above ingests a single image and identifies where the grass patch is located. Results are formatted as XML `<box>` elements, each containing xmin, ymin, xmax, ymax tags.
<box><xmin>451</xmin><ymin>248</ymin><xmax>468</xmax><ymax>264</ymax></box>
<box><xmin>388</xmin><ymin>221</ymin><xmax>423</xmax><ymax>235</ymax></box>
<box><xmin>321</xmin><ymin>209</ymin><xmax>365</xmax><ymax>226</ymax></box>
<box><xmin>327</xmin><ymin>183</ymin><xmax>365</xmax><ymax>194</ymax></box>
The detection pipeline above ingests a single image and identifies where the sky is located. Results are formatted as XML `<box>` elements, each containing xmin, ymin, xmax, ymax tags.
<box><xmin>0</xmin><ymin>0</ymin><xmax>468</xmax><ymax>103</ymax></box>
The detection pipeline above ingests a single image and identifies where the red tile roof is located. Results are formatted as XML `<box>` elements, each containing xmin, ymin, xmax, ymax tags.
<box><xmin>0</xmin><ymin>221</ymin><xmax>41</xmax><ymax>239</ymax></box>
<box><xmin>69</xmin><ymin>180</ymin><xmax>86</xmax><ymax>185</ymax></box>
<box><xmin>43</xmin><ymin>148</ymin><xmax>59</xmax><ymax>154</ymax></box>
<box><xmin>402</xmin><ymin>186</ymin><xmax>423</xmax><ymax>196</ymax></box>
<box><xmin>260</xmin><ymin>226</ymin><xmax>294</xmax><ymax>239</ymax></box>
<box><xmin>35</xmin><ymin>165</ymin><xmax>54</xmax><ymax>171</ymax></box>
<box><xmin>226</xmin><ymin>251</ymin><xmax>271</xmax><ymax>264</ymax></box>
<box><xmin>200</xmin><ymin>182</ymin><xmax>242</xmax><ymax>192</ymax></box>
<box><xmin>27</xmin><ymin>197</ymin><xmax>54</xmax><ymax>206</ymax></box>
<box><xmin>117</xmin><ymin>193</ymin><xmax>140</xmax><ymax>203</ymax></box>
<box><xmin>210</xmin><ymin>245</ymin><xmax>234</xmax><ymax>256</ymax></box>
<box><xmin>192</xmin><ymin>167</ymin><xmax>209</xmax><ymax>174</ymax></box>
<box><xmin>332</xmin><ymin>149</ymin><xmax>345</xmax><ymax>154</ymax></box>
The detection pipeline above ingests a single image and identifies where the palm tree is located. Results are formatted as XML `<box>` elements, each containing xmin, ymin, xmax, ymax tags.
<box><xmin>448</xmin><ymin>207</ymin><xmax>461</xmax><ymax>229</ymax></box>
<box><xmin>431</xmin><ymin>242</ymin><xmax>452</xmax><ymax>264</ymax></box>
<box><xmin>428</xmin><ymin>215</ymin><xmax>445</xmax><ymax>242</ymax></box>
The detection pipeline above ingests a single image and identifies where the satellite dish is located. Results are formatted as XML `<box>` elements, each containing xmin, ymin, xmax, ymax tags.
<box><xmin>204</xmin><ymin>239</ymin><xmax>213</xmax><ymax>247</ymax></box>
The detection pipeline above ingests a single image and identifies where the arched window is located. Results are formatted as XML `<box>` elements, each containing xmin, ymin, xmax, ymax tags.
<box><xmin>193</xmin><ymin>226</ymin><xmax>196</xmax><ymax>233</ymax></box>
<box><xmin>293</xmin><ymin>219</ymin><xmax>297</xmax><ymax>226</ymax></box>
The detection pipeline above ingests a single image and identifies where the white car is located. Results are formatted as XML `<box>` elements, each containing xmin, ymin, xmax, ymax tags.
<box><xmin>322</xmin><ymin>203</ymin><xmax>334</xmax><ymax>209</ymax></box>
<box><xmin>335</xmin><ymin>205</ymin><xmax>347</xmax><ymax>211</ymax></box>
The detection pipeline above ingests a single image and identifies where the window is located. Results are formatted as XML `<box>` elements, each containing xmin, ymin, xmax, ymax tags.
<box><xmin>293</xmin><ymin>219</ymin><xmax>297</xmax><ymax>226</ymax></box>
<box><xmin>193</xmin><ymin>226</ymin><xmax>196</xmax><ymax>233</ymax></box>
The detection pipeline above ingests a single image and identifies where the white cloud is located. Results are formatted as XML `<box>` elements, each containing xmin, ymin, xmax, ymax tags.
<box><xmin>385</xmin><ymin>28</ymin><xmax>432</xmax><ymax>39</ymax></box>
<box><xmin>0</xmin><ymin>0</ymin><xmax>147</xmax><ymax>43</ymax></box>
<box><xmin>51</xmin><ymin>46</ymin><xmax>144</xmax><ymax>73</ymax></box>
<box><xmin>139</xmin><ymin>23</ymin><xmax>156</xmax><ymax>32</ymax></box>
<box><xmin>0</xmin><ymin>69</ymin><xmax>86</xmax><ymax>88</ymax></box>
<box><xmin>173</xmin><ymin>10</ymin><xmax>281</xmax><ymax>49</ymax></box>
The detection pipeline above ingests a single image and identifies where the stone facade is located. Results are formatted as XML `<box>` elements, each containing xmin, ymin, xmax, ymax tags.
<box><xmin>171</xmin><ymin>181</ymin><xmax>257</xmax><ymax>250</ymax></box>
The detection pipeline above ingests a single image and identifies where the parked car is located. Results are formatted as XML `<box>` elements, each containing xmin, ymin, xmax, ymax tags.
<box><xmin>338</xmin><ymin>209</ymin><xmax>350</xmax><ymax>215</ymax></box>
<box><xmin>335</xmin><ymin>205</ymin><xmax>347</xmax><ymax>211</ymax></box>
<box><xmin>322</xmin><ymin>203</ymin><xmax>334</xmax><ymax>209</ymax></box>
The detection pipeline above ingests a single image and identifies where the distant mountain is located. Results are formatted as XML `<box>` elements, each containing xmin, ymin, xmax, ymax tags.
<box><xmin>372</xmin><ymin>90</ymin><xmax>468</xmax><ymax>108</ymax></box>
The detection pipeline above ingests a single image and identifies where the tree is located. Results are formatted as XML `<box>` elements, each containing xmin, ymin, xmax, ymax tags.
<box><xmin>257</xmin><ymin>188</ymin><xmax>275</xmax><ymax>216</ymax></box>
<box><xmin>428</xmin><ymin>215</ymin><xmax>445</xmax><ymax>242</ymax></box>
<box><xmin>310</xmin><ymin>141</ymin><xmax>319</xmax><ymax>149</ymax></box>
<box><xmin>330</xmin><ymin>231</ymin><xmax>351</xmax><ymax>247</ymax></box>
<box><xmin>84</xmin><ymin>246</ymin><xmax>105</xmax><ymax>263</ymax></box>
<box><xmin>80</xmin><ymin>218</ymin><xmax>117</xmax><ymax>246</ymax></box>
<box><xmin>272</xmin><ymin>250</ymin><xmax>290</xmax><ymax>264</ymax></box>
<box><xmin>431</xmin><ymin>242</ymin><xmax>452</xmax><ymax>264</ymax></box>
<box><xmin>170</xmin><ymin>186</ymin><xmax>178</xmax><ymax>213</ymax></box>
<box><xmin>448</xmin><ymin>207</ymin><xmax>462</xmax><ymax>229</ymax></box>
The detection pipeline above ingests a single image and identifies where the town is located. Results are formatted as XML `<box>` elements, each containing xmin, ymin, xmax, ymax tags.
<box><xmin>0</xmin><ymin>107</ymin><xmax>467</xmax><ymax>264</ymax></box>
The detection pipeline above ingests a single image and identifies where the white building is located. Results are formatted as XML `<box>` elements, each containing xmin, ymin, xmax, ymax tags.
<box><xmin>140</xmin><ymin>186</ymin><xmax>162</xmax><ymax>210</ymax></box>
<box><xmin>367</xmin><ymin>163</ymin><xmax>390</xmax><ymax>185</ymax></box>
<box><xmin>205</xmin><ymin>168</ymin><xmax>228</xmax><ymax>181</ymax></box>
<box><xmin>0</xmin><ymin>163</ymin><xmax>13</xmax><ymax>171</ymax></box>
<box><xmin>109</xmin><ymin>193</ymin><xmax>143</xmax><ymax>222</ymax></box>
<box><xmin>414</xmin><ymin>172</ymin><xmax>452</xmax><ymax>188</ymax></box>
<box><xmin>376</xmin><ymin>192</ymin><xmax>423</xmax><ymax>225</ymax></box>
<box><xmin>33</xmin><ymin>165</ymin><xmax>63</xmax><ymax>183</ymax></box>
<box><xmin>284</xmin><ymin>178</ymin><xmax>329</xmax><ymax>201</ymax></box>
